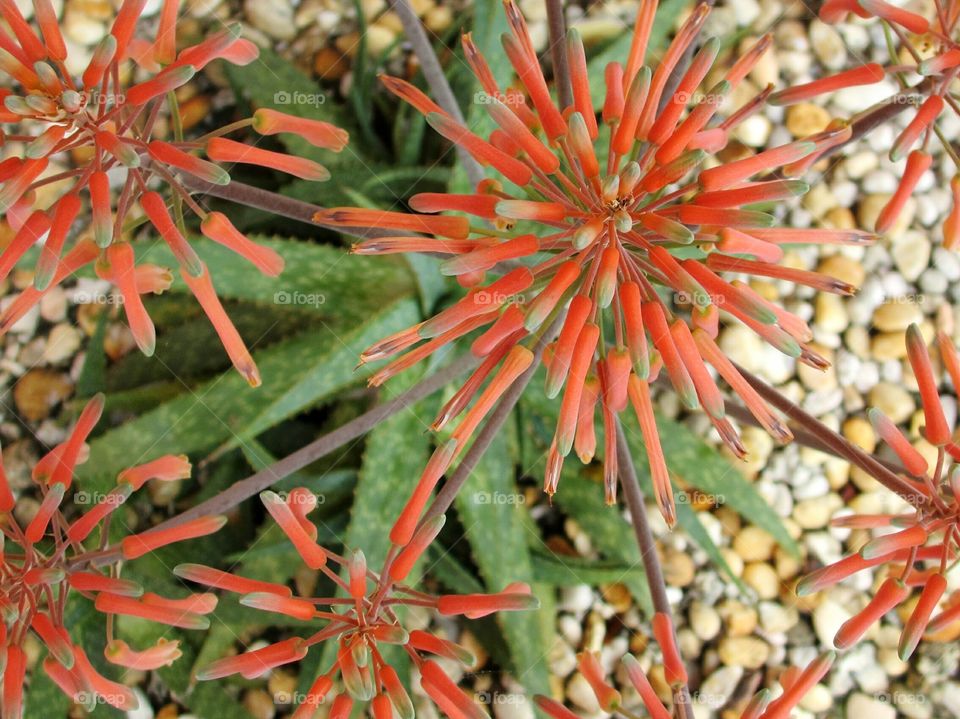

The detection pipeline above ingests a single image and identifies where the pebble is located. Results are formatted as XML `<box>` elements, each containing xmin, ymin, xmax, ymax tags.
<box><xmin>718</xmin><ymin>636</ymin><xmax>770</xmax><ymax>669</ymax></box>
<box><xmin>873</xmin><ymin>301</ymin><xmax>922</xmax><ymax>332</ymax></box>
<box><xmin>847</xmin><ymin>692</ymin><xmax>897</xmax><ymax>719</ymax></box>
<box><xmin>868</xmin><ymin>382</ymin><xmax>915</xmax><ymax>423</ymax></box>
<box><xmin>689</xmin><ymin>602</ymin><xmax>722</xmax><ymax>642</ymax></box>
<box><xmin>245</xmin><ymin>0</ymin><xmax>297</xmax><ymax>40</ymax></box>
<box><xmin>891</xmin><ymin>233</ymin><xmax>931</xmax><ymax>280</ymax></box>
<box><xmin>732</xmin><ymin>526</ymin><xmax>776</xmax><ymax>562</ymax></box>
<box><xmin>813</xmin><ymin>598</ymin><xmax>853</xmax><ymax>646</ymax></box>
<box><xmin>809</xmin><ymin>18</ymin><xmax>847</xmax><ymax>68</ymax></box>
<box><xmin>42</xmin><ymin>324</ymin><xmax>82</xmax><ymax>365</ymax></box>
<box><xmin>13</xmin><ymin>370</ymin><xmax>72</xmax><ymax>421</ymax></box>
<box><xmin>786</xmin><ymin>103</ymin><xmax>830</xmax><ymax>137</ymax></box>
<box><xmin>743</xmin><ymin>562</ymin><xmax>780</xmax><ymax>599</ymax></box>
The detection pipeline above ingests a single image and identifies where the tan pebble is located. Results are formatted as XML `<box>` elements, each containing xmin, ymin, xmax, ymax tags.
<box><xmin>39</xmin><ymin>287</ymin><xmax>67</xmax><ymax>323</ymax></box>
<box><xmin>365</xmin><ymin>23</ymin><xmax>398</xmax><ymax>57</ymax></box>
<box><xmin>873</xmin><ymin>300</ymin><xmax>923</xmax><ymax>332</ymax></box>
<box><xmin>774</xmin><ymin>546</ymin><xmax>802</xmax><ymax>580</ymax></box>
<box><xmin>733</xmin><ymin>526</ymin><xmax>776</xmax><ymax>562</ymax></box>
<box><xmin>818</xmin><ymin>254</ymin><xmax>865</xmax><ymax>288</ymax></box>
<box><xmin>601</xmin><ymin>582</ymin><xmax>633</xmax><ymax>611</ymax></box>
<box><xmin>803</xmin><ymin>183</ymin><xmax>837</xmax><ymax>219</ymax></box>
<box><xmin>843</xmin><ymin>416</ymin><xmax>876</xmax><ymax>452</ymax></box>
<box><xmin>718</xmin><ymin>636</ymin><xmax>769</xmax><ymax>669</ymax></box>
<box><xmin>178</xmin><ymin>95</ymin><xmax>211</xmax><ymax>133</ymax></box>
<box><xmin>867</xmin><ymin>382</ymin><xmax>915</xmax><ymax>423</ymax></box>
<box><xmin>662</xmin><ymin>550</ymin><xmax>695</xmax><ymax>588</ymax></box>
<box><xmin>720</xmin><ymin>548</ymin><xmax>744</xmax><ymax>579</ymax></box>
<box><xmin>786</xmin><ymin>103</ymin><xmax>830</xmax><ymax>137</ymax></box>
<box><xmin>814</xmin><ymin>293</ymin><xmax>848</xmax><ymax>334</ymax></box>
<box><xmin>243</xmin><ymin>689</ymin><xmax>275</xmax><ymax>719</ymax></box>
<box><xmin>104</xmin><ymin>323</ymin><xmax>136</xmax><ymax>360</ymax></box>
<box><xmin>689</xmin><ymin>602</ymin><xmax>722</xmax><ymax>641</ymax></box>
<box><xmin>824</xmin><ymin>206</ymin><xmax>856</xmax><ymax>230</ymax></box>
<box><xmin>424</xmin><ymin>5</ymin><xmax>452</xmax><ymax>32</ymax></box>
<box><xmin>825</xmin><ymin>456</ymin><xmax>851</xmax><ymax>489</ymax></box>
<box><xmin>718</xmin><ymin>600</ymin><xmax>757</xmax><ymax>636</ymax></box>
<box><xmin>743</xmin><ymin>562</ymin><xmax>780</xmax><ymax>600</ymax></box>
<box><xmin>799</xmin><ymin>683</ymin><xmax>834</xmax><ymax>713</ymax></box>
<box><xmin>42</xmin><ymin>324</ymin><xmax>82</xmax><ymax>366</ymax></box>
<box><xmin>13</xmin><ymin>370</ymin><xmax>73</xmax><ymax>421</ymax></box>
<box><xmin>793</xmin><ymin>494</ymin><xmax>842</xmax><ymax>530</ymax></box>
<box><xmin>313</xmin><ymin>47</ymin><xmax>349</xmax><ymax>80</ymax></box>
<box><xmin>268</xmin><ymin>670</ymin><xmax>298</xmax><ymax>704</ymax></box>
<box><xmin>844</xmin><ymin>325</ymin><xmax>871</xmax><ymax>358</ymax></box>
<box><xmin>716</xmin><ymin>505</ymin><xmax>743</xmax><ymax>536</ymax></box>
<box><xmin>871</xmin><ymin>331</ymin><xmax>908</xmax><ymax>360</ymax></box>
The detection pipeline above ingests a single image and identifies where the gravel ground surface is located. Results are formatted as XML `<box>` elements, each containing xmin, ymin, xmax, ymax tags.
<box><xmin>4</xmin><ymin>0</ymin><xmax>960</xmax><ymax>717</ymax></box>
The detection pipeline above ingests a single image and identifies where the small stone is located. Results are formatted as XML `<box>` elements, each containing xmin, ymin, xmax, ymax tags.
<box><xmin>873</xmin><ymin>300</ymin><xmax>923</xmax><ymax>332</ymax></box>
<box><xmin>813</xmin><ymin>598</ymin><xmax>853</xmax><ymax>645</ymax></box>
<box><xmin>245</xmin><ymin>0</ymin><xmax>296</xmax><ymax>40</ymax></box>
<box><xmin>689</xmin><ymin>602</ymin><xmax>722</xmax><ymax>642</ymax></box>
<box><xmin>718</xmin><ymin>600</ymin><xmax>757</xmax><ymax>636</ymax></box>
<box><xmin>847</xmin><ymin>693</ymin><xmax>896</xmax><ymax>719</ymax></box>
<box><xmin>39</xmin><ymin>287</ymin><xmax>67</xmax><ymax>323</ymax></box>
<box><xmin>42</xmin><ymin>324</ymin><xmax>82</xmax><ymax>365</ymax></box>
<box><xmin>800</xmin><ymin>683</ymin><xmax>833</xmax><ymax>713</ymax></box>
<box><xmin>663</xmin><ymin>549</ymin><xmax>695</xmax><ymax>587</ymax></box>
<box><xmin>743</xmin><ymin>562</ymin><xmax>780</xmax><ymax>599</ymax></box>
<box><xmin>758</xmin><ymin>601</ymin><xmax>798</xmax><ymax>633</ymax></box>
<box><xmin>843</xmin><ymin>416</ymin><xmax>877</xmax><ymax>452</ymax></box>
<box><xmin>793</xmin><ymin>493</ymin><xmax>842</xmax><ymax>530</ymax></box>
<box><xmin>868</xmin><ymin>382</ymin><xmax>915</xmax><ymax>423</ymax></box>
<box><xmin>891</xmin><ymin>232</ymin><xmax>930</xmax><ymax>280</ymax></box>
<box><xmin>697</xmin><ymin>666</ymin><xmax>743</xmax><ymax>709</ymax></box>
<box><xmin>732</xmin><ymin>526</ymin><xmax>776</xmax><ymax>562</ymax></box>
<box><xmin>13</xmin><ymin>370</ymin><xmax>72</xmax><ymax>422</ymax></box>
<box><xmin>815</xmin><ymin>293</ymin><xmax>848</xmax><ymax>334</ymax></box>
<box><xmin>818</xmin><ymin>254</ymin><xmax>865</xmax><ymax>288</ymax></box>
<box><xmin>243</xmin><ymin>689</ymin><xmax>275</xmax><ymax>719</ymax></box>
<box><xmin>810</xmin><ymin>18</ymin><xmax>847</xmax><ymax>68</ymax></box>
<box><xmin>718</xmin><ymin>636</ymin><xmax>769</xmax><ymax>669</ymax></box>
<box><xmin>786</xmin><ymin>103</ymin><xmax>830</xmax><ymax>137</ymax></box>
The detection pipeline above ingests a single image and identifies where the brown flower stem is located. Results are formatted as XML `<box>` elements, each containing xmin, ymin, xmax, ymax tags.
<box><xmin>615</xmin><ymin>420</ymin><xmax>694</xmax><ymax>719</ymax></box>
<box><xmin>85</xmin><ymin>353</ymin><xmax>480</xmax><ymax>567</ymax></box>
<box><xmin>545</xmin><ymin>0</ymin><xmax>572</xmax><ymax>110</ymax></box>
<box><xmin>724</xmin><ymin>402</ymin><xmax>904</xmax><ymax>475</ymax></box>
<box><xmin>733</xmin><ymin>364</ymin><xmax>928</xmax><ymax>507</ymax></box>
<box><xmin>388</xmin><ymin>0</ymin><xmax>485</xmax><ymax>187</ymax></box>
<box><xmin>182</xmin><ymin>176</ymin><xmax>395</xmax><ymax>238</ymax></box>
<box><xmin>823</xmin><ymin>89</ymin><xmax>922</xmax><ymax>160</ymax></box>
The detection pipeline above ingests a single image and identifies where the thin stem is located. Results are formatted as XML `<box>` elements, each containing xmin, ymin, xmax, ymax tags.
<box><xmin>421</xmin><ymin>316</ymin><xmax>562</xmax><ymax>522</ymax></box>
<box><xmin>388</xmin><ymin>0</ymin><xmax>485</xmax><ymax>187</ymax></box>
<box><xmin>615</xmin><ymin>420</ymin><xmax>694</xmax><ymax>719</ymax></box>
<box><xmin>733</xmin><ymin>364</ymin><xmax>929</xmax><ymax>507</ymax></box>
<box><xmin>545</xmin><ymin>0</ymin><xmax>572</xmax><ymax>110</ymax></box>
<box><xmin>86</xmin><ymin>353</ymin><xmax>480</xmax><ymax>567</ymax></box>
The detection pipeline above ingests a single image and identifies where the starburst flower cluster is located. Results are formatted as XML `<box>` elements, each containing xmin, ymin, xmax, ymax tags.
<box><xmin>179</xmin><ymin>489</ymin><xmax>538</xmax><ymax>719</ymax></box>
<box><xmin>0</xmin><ymin>0</ymin><xmax>348</xmax><ymax>385</ymax></box>
<box><xmin>320</xmin><ymin>0</ymin><xmax>875</xmax><ymax>528</ymax></box>
<box><xmin>797</xmin><ymin>325</ymin><xmax>960</xmax><ymax>658</ymax></box>
<box><xmin>776</xmin><ymin>0</ymin><xmax>960</xmax><ymax>243</ymax></box>
<box><xmin>533</xmin><ymin>635</ymin><xmax>833</xmax><ymax>719</ymax></box>
<box><xmin>0</xmin><ymin>394</ymin><xmax>224</xmax><ymax>717</ymax></box>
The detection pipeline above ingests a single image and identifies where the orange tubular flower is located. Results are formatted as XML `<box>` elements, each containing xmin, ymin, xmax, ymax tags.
<box><xmin>330</xmin><ymin>0</ymin><xmax>868</xmax><ymax>528</ymax></box>
<box><xmin>0</xmin><ymin>394</ymin><xmax>211</xmax><ymax>716</ymax></box>
<box><xmin>186</xmin><ymin>493</ymin><xmax>538</xmax><ymax>719</ymax></box>
<box><xmin>794</xmin><ymin>327</ymin><xmax>960</xmax><ymax>655</ymax></box>
<box><xmin>0</xmin><ymin>2</ymin><xmax>347</xmax><ymax>378</ymax></box>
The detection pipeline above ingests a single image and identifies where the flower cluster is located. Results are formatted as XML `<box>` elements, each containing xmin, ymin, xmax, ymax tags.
<box><xmin>534</xmin><ymin>630</ymin><xmax>833</xmax><ymax>719</ymax></box>
<box><xmin>775</xmin><ymin>0</ymin><xmax>960</xmax><ymax>242</ymax></box>
<box><xmin>320</xmin><ymin>0</ymin><xmax>873</xmax><ymax>527</ymax></box>
<box><xmin>180</xmin><ymin>489</ymin><xmax>538</xmax><ymax>719</ymax></box>
<box><xmin>798</xmin><ymin>325</ymin><xmax>960</xmax><ymax>658</ymax></box>
<box><xmin>0</xmin><ymin>0</ymin><xmax>348</xmax><ymax>384</ymax></box>
<box><xmin>0</xmin><ymin>394</ymin><xmax>223</xmax><ymax>717</ymax></box>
